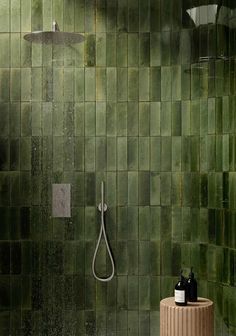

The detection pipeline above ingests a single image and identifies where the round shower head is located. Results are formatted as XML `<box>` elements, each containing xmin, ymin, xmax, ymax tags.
<box><xmin>24</xmin><ymin>20</ymin><xmax>84</xmax><ymax>45</ymax></box>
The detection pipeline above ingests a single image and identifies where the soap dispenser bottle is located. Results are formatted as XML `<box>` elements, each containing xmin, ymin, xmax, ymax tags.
<box><xmin>187</xmin><ymin>267</ymin><xmax>198</xmax><ymax>302</ymax></box>
<box><xmin>175</xmin><ymin>270</ymin><xmax>187</xmax><ymax>306</ymax></box>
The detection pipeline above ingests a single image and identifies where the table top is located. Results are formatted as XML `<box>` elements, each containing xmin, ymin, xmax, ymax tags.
<box><xmin>160</xmin><ymin>297</ymin><xmax>213</xmax><ymax>309</ymax></box>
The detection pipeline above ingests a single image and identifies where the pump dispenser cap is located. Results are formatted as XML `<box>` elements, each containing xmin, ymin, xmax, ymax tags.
<box><xmin>189</xmin><ymin>267</ymin><xmax>194</xmax><ymax>279</ymax></box>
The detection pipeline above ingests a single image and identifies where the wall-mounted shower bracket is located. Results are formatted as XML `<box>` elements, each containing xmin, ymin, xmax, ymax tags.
<box><xmin>98</xmin><ymin>203</ymin><xmax>107</xmax><ymax>212</ymax></box>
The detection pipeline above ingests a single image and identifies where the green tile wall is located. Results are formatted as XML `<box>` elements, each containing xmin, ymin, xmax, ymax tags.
<box><xmin>0</xmin><ymin>0</ymin><xmax>235</xmax><ymax>335</ymax></box>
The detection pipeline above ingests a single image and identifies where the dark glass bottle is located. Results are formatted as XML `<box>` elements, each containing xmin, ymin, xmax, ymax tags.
<box><xmin>187</xmin><ymin>267</ymin><xmax>198</xmax><ymax>302</ymax></box>
<box><xmin>175</xmin><ymin>270</ymin><xmax>187</xmax><ymax>306</ymax></box>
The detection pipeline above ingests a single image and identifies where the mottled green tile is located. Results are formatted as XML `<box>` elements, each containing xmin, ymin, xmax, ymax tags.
<box><xmin>106</xmin><ymin>33</ymin><xmax>116</xmax><ymax>67</ymax></box>
<box><xmin>85</xmin><ymin>68</ymin><xmax>96</xmax><ymax>101</ymax></box>
<box><xmin>150</xmin><ymin>137</ymin><xmax>161</xmax><ymax>171</ymax></box>
<box><xmin>150</xmin><ymin>102</ymin><xmax>160</xmax><ymax>136</ymax></box>
<box><xmin>96</xmin><ymin>68</ymin><xmax>106</xmax><ymax>101</ymax></box>
<box><xmin>127</xmin><ymin>102</ymin><xmax>138</xmax><ymax>136</ymax></box>
<box><xmin>117</xmin><ymin>137</ymin><xmax>127</xmax><ymax>170</ymax></box>
<box><xmin>139</xmin><ymin>0</ymin><xmax>150</xmax><ymax>32</ymax></box>
<box><xmin>172</xmin><ymin>66</ymin><xmax>181</xmax><ymax>101</ymax></box>
<box><xmin>139</xmin><ymin>33</ymin><xmax>150</xmax><ymax>66</ymax></box>
<box><xmin>117</xmin><ymin>102</ymin><xmax>127</xmax><ymax>136</ymax></box>
<box><xmin>0</xmin><ymin>35</ymin><xmax>9</xmax><ymax>68</ymax></box>
<box><xmin>161</xmin><ymin>32</ymin><xmax>171</xmax><ymax>65</ymax></box>
<box><xmin>150</xmin><ymin>33</ymin><xmax>161</xmax><ymax>66</ymax></box>
<box><xmin>85</xmin><ymin>137</ymin><xmax>95</xmax><ymax>172</ymax></box>
<box><xmin>181</xmin><ymin>65</ymin><xmax>191</xmax><ymax>100</ymax></box>
<box><xmin>139</xmin><ymin>207</ymin><xmax>150</xmax><ymax>240</ymax></box>
<box><xmin>128</xmin><ymin>34</ymin><xmax>139</xmax><ymax>66</ymax></box>
<box><xmin>106</xmin><ymin>103</ymin><xmax>116</xmax><ymax>136</ymax></box>
<box><xmin>172</xmin><ymin>137</ymin><xmax>181</xmax><ymax>171</ymax></box>
<box><xmin>161</xmin><ymin>137</ymin><xmax>171</xmax><ymax>171</ymax></box>
<box><xmin>11</xmin><ymin>34</ymin><xmax>21</xmax><ymax>68</ymax></box>
<box><xmin>20</xmin><ymin>137</ymin><xmax>31</xmax><ymax>171</ymax></box>
<box><xmin>117</xmin><ymin>172</ymin><xmax>128</xmax><ymax>205</ymax></box>
<box><xmin>0</xmin><ymin>139</ymin><xmax>9</xmax><ymax>171</ymax></box>
<box><xmin>117</xmin><ymin>68</ymin><xmax>128</xmax><ymax>101</ymax></box>
<box><xmin>107</xmin><ymin>68</ymin><xmax>117</xmax><ymax>101</ymax></box>
<box><xmin>117</xmin><ymin>0</ymin><xmax>128</xmax><ymax>32</ymax></box>
<box><xmin>128</xmin><ymin>137</ymin><xmax>138</xmax><ymax>170</ymax></box>
<box><xmin>107</xmin><ymin>137</ymin><xmax>117</xmax><ymax>171</ymax></box>
<box><xmin>96</xmin><ymin>137</ymin><xmax>106</xmax><ymax>171</ymax></box>
<box><xmin>117</xmin><ymin>276</ymin><xmax>128</xmax><ymax>309</ymax></box>
<box><xmin>139</xmin><ymin>103</ymin><xmax>150</xmax><ymax>136</ymax></box>
<box><xmin>139</xmin><ymin>172</ymin><xmax>150</xmax><ymax>206</ymax></box>
<box><xmin>74</xmin><ymin>103</ymin><xmax>85</xmax><ymax>136</ymax></box>
<box><xmin>0</xmin><ymin>69</ymin><xmax>10</xmax><ymax>102</ymax></box>
<box><xmin>128</xmin><ymin>68</ymin><xmax>139</xmax><ymax>101</ymax></box>
<box><xmin>139</xmin><ymin>68</ymin><xmax>150</xmax><ymax>101</ymax></box>
<box><xmin>0</xmin><ymin>0</ymin><xmax>10</xmax><ymax>32</ymax></box>
<box><xmin>117</xmin><ymin>33</ymin><xmax>128</xmax><ymax>67</ymax></box>
<box><xmin>85</xmin><ymin>102</ymin><xmax>95</xmax><ymax>136</ymax></box>
<box><xmin>150</xmin><ymin>67</ymin><xmax>161</xmax><ymax>101</ymax></box>
<box><xmin>161</xmin><ymin>66</ymin><xmax>171</xmax><ymax>101</ymax></box>
<box><xmin>139</xmin><ymin>137</ymin><xmax>149</xmax><ymax>171</ymax></box>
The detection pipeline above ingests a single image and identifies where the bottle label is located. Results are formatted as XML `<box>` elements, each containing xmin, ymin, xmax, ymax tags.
<box><xmin>175</xmin><ymin>289</ymin><xmax>185</xmax><ymax>303</ymax></box>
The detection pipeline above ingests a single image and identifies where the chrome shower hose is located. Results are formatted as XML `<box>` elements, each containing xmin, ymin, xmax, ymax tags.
<box><xmin>92</xmin><ymin>181</ymin><xmax>115</xmax><ymax>282</ymax></box>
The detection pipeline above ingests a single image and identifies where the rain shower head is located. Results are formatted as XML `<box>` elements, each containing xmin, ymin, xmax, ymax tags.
<box><xmin>24</xmin><ymin>20</ymin><xmax>84</xmax><ymax>45</ymax></box>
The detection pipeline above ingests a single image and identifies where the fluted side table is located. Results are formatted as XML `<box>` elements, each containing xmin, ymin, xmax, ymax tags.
<box><xmin>160</xmin><ymin>297</ymin><xmax>214</xmax><ymax>336</ymax></box>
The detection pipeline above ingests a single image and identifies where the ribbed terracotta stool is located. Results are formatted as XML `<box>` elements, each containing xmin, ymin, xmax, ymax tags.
<box><xmin>160</xmin><ymin>297</ymin><xmax>214</xmax><ymax>336</ymax></box>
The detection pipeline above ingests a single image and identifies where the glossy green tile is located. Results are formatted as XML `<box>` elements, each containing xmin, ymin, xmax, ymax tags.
<box><xmin>139</xmin><ymin>137</ymin><xmax>149</xmax><ymax>171</ymax></box>
<box><xmin>128</xmin><ymin>310</ymin><xmax>139</xmax><ymax>335</ymax></box>
<box><xmin>150</xmin><ymin>33</ymin><xmax>161</xmax><ymax>66</ymax></box>
<box><xmin>20</xmin><ymin>137</ymin><xmax>31</xmax><ymax>171</ymax></box>
<box><xmin>127</xmin><ymin>207</ymin><xmax>138</xmax><ymax>240</ymax></box>
<box><xmin>139</xmin><ymin>103</ymin><xmax>150</xmax><ymax>136</ymax></box>
<box><xmin>107</xmin><ymin>137</ymin><xmax>117</xmax><ymax>171</ymax></box>
<box><xmin>161</xmin><ymin>137</ymin><xmax>171</xmax><ymax>171</ymax></box>
<box><xmin>85</xmin><ymin>137</ymin><xmax>95</xmax><ymax>172</ymax></box>
<box><xmin>139</xmin><ymin>0</ymin><xmax>150</xmax><ymax>32</ymax></box>
<box><xmin>96</xmin><ymin>68</ymin><xmax>106</xmax><ymax>101</ymax></box>
<box><xmin>150</xmin><ymin>137</ymin><xmax>161</xmax><ymax>171</ymax></box>
<box><xmin>117</xmin><ymin>137</ymin><xmax>127</xmax><ymax>170</ymax></box>
<box><xmin>139</xmin><ymin>68</ymin><xmax>150</xmax><ymax>101</ymax></box>
<box><xmin>96</xmin><ymin>137</ymin><xmax>106</xmax><ymax>171</ymax></box>
<box><xmin>128</xmin><ymin>68</ymin><xmax>139</xmax><ymax>101</ymax></box>
<box><xmin>150</xmin><ymin>67</ymin><xmax>161</xmax><ymax>102</ymax></box>
<box><xmin>85</xmin><ymin>68</ymin><xmax>96</xmax><ymax>101</ymax></box>
<box><xmin>139</xmin><ymin>206</ymin><xmax>150</xmax><ymax>240</ymax></box>
<box><xmin>117</xmin><ymin>276</ymin><xmax>128</xmax><ymax>310</ymax></box>
<box><xmin>117</xmin><ymin>0</ymin><xmax>128</xmax><ymax>32</ymax></box>
<box><xmin>127</xmin><ymin>102</ymin><xmax>138</xmax><ymax>136</ymax></box>
<box><xmin>139</xmin><ymin>172</ymin><xmax>150</xmax><ymax>206</ymax></box>
<box><xmin>106</xmin><ymin>33</ymin><xmax>116</xmax><ymax>67</ymax></box>
<box><xmin>128</xmin><ymin>172</ymin><xmax>138</xmax><ymax>205</ymax></box>
<box><xmin>107</xmin><ymin>68</ymin><xmax>117</xmax><ymax>101</ymax></box>
<box><xmin>160</xmin><ymin>102</ymin><xmax>171</xmax><ymax>135</ymax></box>
<box><xmin>128</xmin><ymin>241</ymin><xmax>138</xmax><ymax>275</ymax></box>
<box><xmin>128</xmin><ymin>34</ymin><xmax>139</xmax><ymax>66</ymax></box>
<box><xmin>128</xmin><ymin>137</ymin><xmax>138</xmax><ymax>170</ymax></box>
<box><xmin>85</xmin><ymin>102</ymin><xmax>95</xmax><ymax>136</ymax></box>
<box><xmin>117</xmin><ymin>68</ymin><xmax>128</xmax><ymax>101</ymax></box>
<box><xmin>117</xmin><ymin>33</ymin><xmax>128</xmax><ymax>67</ymax></box>
<box><xmin>117</xmin><ymin>241</ymin><xmax>128</xmax><ymax>275</ymax></box>
<box><xmin>117</xmin><ymin>103</ymin><xmax>127</xmax><ymax>136</ymax></box>
<box><xmin>84</xmin><ymin>0</ymin><xmax>95</xmax><ymax>32</ymax></box>
<box><xmin>0</xmin><ymin>69</ymin><xmax>10</xmax><ymax>102</ymax></box>
<box><xmin>117</xmin><ymin>172</ymin><xmax>128</xmax><ymax>205</ymax></box>
<box><xmin>171</xmin><ymin>173</ymin><xmax>181</xmax><ymax>206</ymax></box>
<box><xmin>160</xmin><ymin>173</ymin><xmax>171</xmax><ymax>206</ymax></box>
<box><xmin>139</xmin><ymin>33</ymin><xmax>150</xmax><ymax>67</ymax></box>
